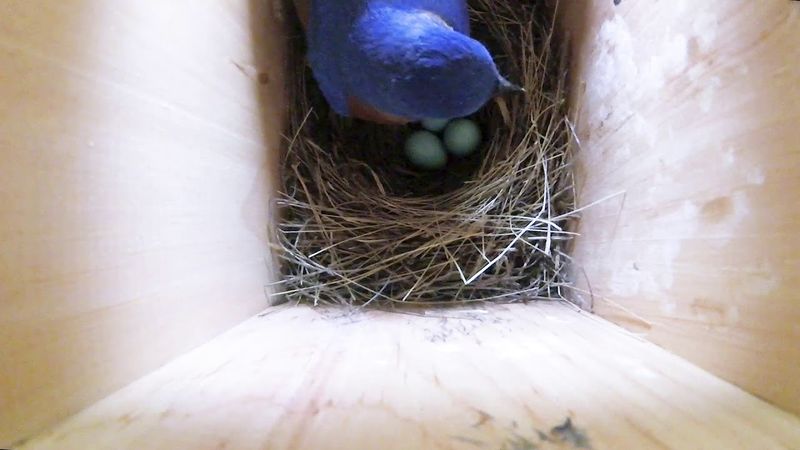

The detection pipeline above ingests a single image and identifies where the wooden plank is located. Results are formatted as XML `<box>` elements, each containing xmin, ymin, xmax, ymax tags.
<box><xmin>561</xmin><ymin>0</ymin><xmax>800</xmax><ymax>413</ymax></box>
<box><xmin>17</xmin><ymin>303</ymin><xmax>800</xmax><ymax>450</ymax></box>
<box><xmin>0</xmin><ymin>0</ymin><xmax>286</xmax><ymax>444</ymax></box>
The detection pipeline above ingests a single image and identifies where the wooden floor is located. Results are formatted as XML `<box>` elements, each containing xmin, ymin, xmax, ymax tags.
<box><xmin>18</xmin><ymin>303</ymin><xmax>800</xmax><ymax>450</ymax></box>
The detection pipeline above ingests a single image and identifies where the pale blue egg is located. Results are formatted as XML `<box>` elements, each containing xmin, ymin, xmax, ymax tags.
<box><xmin>405</xmin><ymin>131</ymin><xmax>447</xmax><ymax>170</ymax></box>
<box><xmin>421</xmin><ymin>118</ymin><xmax>450</xmax><ymax>132</ymax></box>
<box><xmin>443</xmin><ymin>119</ymin><xmax>482</xmax><ymax>157</ymax></box>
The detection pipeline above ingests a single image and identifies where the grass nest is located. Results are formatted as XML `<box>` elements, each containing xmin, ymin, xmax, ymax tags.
<box><xmin>274</xmin><ymin>0</ymin><xmax>577</xmax><ymax>306</ymax></box>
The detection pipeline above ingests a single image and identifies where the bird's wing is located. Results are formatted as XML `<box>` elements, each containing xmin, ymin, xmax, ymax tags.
<box><xmin>306</xmin><ymin>1</ymin><xmax>350</xmax><ymax>116</ymax></box>
<box><xmin>308</xmin><ymin>53</ymin><xmax>350</xmax><ymax>116</ymax></box>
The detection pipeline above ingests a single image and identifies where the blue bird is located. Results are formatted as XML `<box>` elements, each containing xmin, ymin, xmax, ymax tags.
<box><xmin>293</xmin><ymin>0</ymin><xmax>521</xmax><ymax>124</ymax></box>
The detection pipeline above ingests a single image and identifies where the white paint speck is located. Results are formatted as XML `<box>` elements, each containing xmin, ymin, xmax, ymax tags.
<box><xmin>691</xmin><ymin>12</ymin><xmax>719</xmax><ymax>52</ymax></box>
<box><xmin>745</xmin><ymin>273</ymin><xmax>781</xmax><ymax>297</ymax></box>
<box><xmin>725</xmin><ymin>306</ymin><xmax>740</xmax><ymax>324</ymax></box>
<box><xmin>594</xmin><ymin>15</ymin><xmax>637</xmax><ymax>99</ymax></box>
<box><xmin>699</xmin><ymin>77</ymin><xmax>722</xmax><ymax>113</ymax></box>
<box><xmin>746</xmin><ymin>167</ymin><xmax>766</xmax><ymax>186</ymax></box>
<box><xmin>639</xmin><ymin>33</ymin><xmax>689</xmax><ymax>91</ymax></box>
<box><xmin>687</xmin><ymin>65</ymin><xmax>705</xmax><ymax>83</ymax></box>
<box><xmin>738</xmin><ymin>64</ymin><xmax>750</xmax><ymax>76</ymax></box>
<box><xmin>723</xmin><ymin>147</ymin><xmax>737</xmax><ymax>166</ymax></box>
<box><xmin>660</xmin><ymin>300</ymin><xmax>678</xmax><ymax>315</ymax></box>
<box><xmin>731</xmin><ymin>191</ymin><xmax>751</xmax><ymax>221</ymax></box>
<box><xmin>608</xmin><ymin>201</ymin><xmax>700</xmax><ymax>298</ymax></box>
<box><xmin>632</xmin><ymin>114</ymin><xmax>657</xmax><ymax>148</ymax></box>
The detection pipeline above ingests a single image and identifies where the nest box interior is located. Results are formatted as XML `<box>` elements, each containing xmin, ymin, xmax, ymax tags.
<box><xmin>1</xmin><ymin>1</ymin><xmax>799</xmax><ymax>449</ymax></box>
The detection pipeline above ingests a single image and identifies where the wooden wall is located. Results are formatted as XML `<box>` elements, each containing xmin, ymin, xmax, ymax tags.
<box><xmin>0</xmin><ymin>0</ymin><xmax>286</xmax><ymax>444</ymax></box>
<box><xmin>4</xmin><ymin>0</ymin><xmax>799</xmax><ymax>447</ymax></box>
<box><xmin>17</xmin><ymin>304</ymin><xmax>800</xmax><ymax>450</ymax></box>
<box><xmin>562</xmin><ymin>0</ymin><xmax>800</xmax><ymax>414</ymax></box>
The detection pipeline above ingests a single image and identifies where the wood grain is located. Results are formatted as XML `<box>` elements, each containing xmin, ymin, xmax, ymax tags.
<box><xmin>561</xmin><ymin>0</ymin><xmax>800</xmax><ymax>414</ymax></box>
<box><xmin>19</xmin><ymin>303</ymin><xmax>800</xmax><ymax>450</ymax></box>
<box><xmin>0</xmin><ymin>0</ymin><xmax>286</xmax><ymax>444</ymax></box>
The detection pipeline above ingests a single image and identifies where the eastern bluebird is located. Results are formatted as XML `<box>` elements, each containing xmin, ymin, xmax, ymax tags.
<box><xmin>293</xmin><ymin>0</ymin><xmax>521</xmax><ymax>124</ymax></box>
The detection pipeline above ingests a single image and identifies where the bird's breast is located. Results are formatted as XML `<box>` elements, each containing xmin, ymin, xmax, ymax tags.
<box><xmin>347</xmin><ymin>96</ymin><xmax>410</xmax><ymax>125</ymax></box>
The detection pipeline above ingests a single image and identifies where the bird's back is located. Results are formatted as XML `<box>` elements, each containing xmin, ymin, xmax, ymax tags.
<box><xmin>301</xmin><ymin>0</ymin><xmax>476</xmax><ymax>121</ymax></box>
<box><xmin>297</xmin><ymin>0</ymin><xmax>469</xmax><ymax>31</ymax></box>
<box><xmin>379</xmin><ymin>0</ymin><xmax>470</xmax><ymax>33</ymax></box>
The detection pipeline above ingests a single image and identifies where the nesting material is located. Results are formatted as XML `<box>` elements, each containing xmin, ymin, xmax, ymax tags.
<box><xmin>275</xmin><ymin>0</ymin><xmax>576</xmax><ymax>306</ymax></box>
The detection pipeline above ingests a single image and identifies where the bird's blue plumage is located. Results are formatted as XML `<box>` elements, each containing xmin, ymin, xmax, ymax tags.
<box><xmin>306</xmin><ymin>0</ymin><xmax>509</xmax><ymax>122</ymax></box>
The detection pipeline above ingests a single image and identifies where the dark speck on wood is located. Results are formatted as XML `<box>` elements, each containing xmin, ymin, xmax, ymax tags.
<box><xmin>550</xmin><ymin>418</ymin><xmax>592</xmax><ymax>449</ymax></box>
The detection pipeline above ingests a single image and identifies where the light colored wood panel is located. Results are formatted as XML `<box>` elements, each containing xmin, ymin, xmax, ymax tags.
<box><xmin>18</xmin><ymin>303</ymin><xmax>800</xmax><ymax>450</ymax></box>
<box><xmin>0</xmin><ymin>0</ymin><xmax>286</xmax><ymax>444</ymax></box>
<box><xmin>561</xmin><ymin>0</ymin><xmax>800</xmax><ymax>413</ymax></box>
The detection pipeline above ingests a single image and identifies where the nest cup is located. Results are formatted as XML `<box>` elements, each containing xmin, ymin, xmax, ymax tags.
<box><xmin>276</xmin><ymin>0</ymin><xmax>576</xmax><ymax>306</ymax></box>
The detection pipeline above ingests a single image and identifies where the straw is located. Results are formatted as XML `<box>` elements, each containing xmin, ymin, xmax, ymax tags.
<box><xmin>275</xmin><ymin>0</ymin><xmax>576</xmax><ymax>306</ymax></box>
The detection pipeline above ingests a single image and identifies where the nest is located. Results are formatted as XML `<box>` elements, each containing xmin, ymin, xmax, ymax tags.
<box><xmin>274</xmin><ymin>0</ymin><xmax>576</xmax><ymax>306</ymax></box>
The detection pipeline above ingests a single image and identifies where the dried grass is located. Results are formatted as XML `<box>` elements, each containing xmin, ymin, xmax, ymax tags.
<box><xmin>273</xmin><ymin>0</ymin><xmax>577</xmax><ymax>306</ymax></box>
